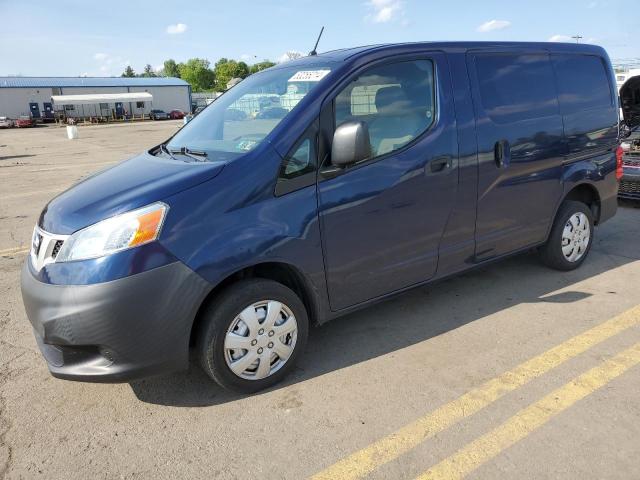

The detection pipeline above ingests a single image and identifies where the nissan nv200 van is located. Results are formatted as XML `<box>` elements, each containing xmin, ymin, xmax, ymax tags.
<box><xmin>21</xmin><ymin>42</ymin><xmax>621</xmax><ymax>393</ymax></box>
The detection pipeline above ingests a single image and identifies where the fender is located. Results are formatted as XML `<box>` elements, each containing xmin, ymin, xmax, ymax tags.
<box><xmin>545</xmin><ymin>148</ymin><xmax>618</xmax><ymax>241</ymax></box>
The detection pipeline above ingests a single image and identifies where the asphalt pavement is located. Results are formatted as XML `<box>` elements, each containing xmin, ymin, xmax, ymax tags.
<box><xmin>1</xmin><ymin>121</ymin><xmax>639</xmax><ymax>480</ymax></box>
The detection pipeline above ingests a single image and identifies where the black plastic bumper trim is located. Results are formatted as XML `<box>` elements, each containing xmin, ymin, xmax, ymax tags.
<box><xmin>21</xmin><ymin>261</ymin><xmax>211</xmax><ymax>383</ymax></box>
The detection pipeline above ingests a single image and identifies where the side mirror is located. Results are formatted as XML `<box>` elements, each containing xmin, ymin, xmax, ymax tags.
<box><xmin>331</xmin><ymin>121</ymin><xmax>371</xmax><ymax>167</ymax></box>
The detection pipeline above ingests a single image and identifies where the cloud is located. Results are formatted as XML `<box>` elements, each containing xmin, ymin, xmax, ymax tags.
<box><xmin>93</xmin><ymin>53</ymin><xmax>123</xmax><ymax>65</ymax></box>
<box><xmin>477</xmin><ymin>19</ymin><xmax>511</xmax><ymax>33</ymax></box>
<box><xmin>365</xmin><ymin>0</ymin><xmax>405</xmax><ymax>23</ymax></box>
<box><xmin>166</xmin><ymin>23</ymin><xmax>187</xmax><ymax>34</ymax></box>
<box><xmin>92</xmin><ymin>52</ymin><xmax>128</xmax><ymax>76</ymax></box>
<box><xmin>548</xmin><ymin>34</ymin><xmax>573</xmax><ymax>42</ymax></box>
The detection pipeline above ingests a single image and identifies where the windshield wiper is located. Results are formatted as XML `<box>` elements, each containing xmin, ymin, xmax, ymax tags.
<box><xmin>168</xmin><ymin>146</ymin><xmax>209</xmax><ymax>162</ymax></box>
<box><xmin>158</xmin><ymin>143</ymin><xmax>177</xmax><ymax>160</ymax></box>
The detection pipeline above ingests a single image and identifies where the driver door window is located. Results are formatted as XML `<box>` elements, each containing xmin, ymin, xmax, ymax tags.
<box><xmin>334</xmin><ymin>59</ymin><xmax>435</xmax><ymax>159</ymax></box>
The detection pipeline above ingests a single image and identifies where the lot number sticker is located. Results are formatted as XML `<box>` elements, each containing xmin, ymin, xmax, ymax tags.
<box><xmin>289</xmin><ymin>70</ymin><xmax>331</xmax><ymax>82</ymax></box>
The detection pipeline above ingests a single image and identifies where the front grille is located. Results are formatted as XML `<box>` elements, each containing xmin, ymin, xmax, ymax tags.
<box><xmin>30</xmin><ymin>227</ymin><xmax>69</xmax><ymax>271</ymax></box>
<box><xmin>51</xmin><ymin>240</ymin><xmax>64</xmax><ymax>258</ymax></box>
<box><xmin>620</xmin><ymin>180</ymin><xmax>640</xmax><ymax>194</ymax></box>
<box><xmin>623</xmin><ymin>157</ymin><xmax>640</xmax><ymax>168</ymax></box>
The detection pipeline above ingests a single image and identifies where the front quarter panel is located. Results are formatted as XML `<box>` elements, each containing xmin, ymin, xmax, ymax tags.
<box><xmin>159</xmin><ymin>145</ymin><xmax>328</xmax><ymax>316</ymax></box>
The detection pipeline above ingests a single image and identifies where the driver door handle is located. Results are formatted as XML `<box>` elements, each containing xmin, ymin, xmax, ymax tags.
<box><xmin>430</xmin><ymin>156</ymin><xmax>451</xmax><ymax>173</ymax></box>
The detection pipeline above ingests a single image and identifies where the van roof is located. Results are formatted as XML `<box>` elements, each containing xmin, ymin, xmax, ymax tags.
<box><xmin>295</xmin><ymin>41</ymin><xmax>607</xmax><ymax>64</ymax></box>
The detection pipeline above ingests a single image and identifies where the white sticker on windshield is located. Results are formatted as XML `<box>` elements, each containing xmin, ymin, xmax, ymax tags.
<box><xmin>288</xmin><ymin>70</ymin><xmax>330</xmax><ymax>82</ymax></box>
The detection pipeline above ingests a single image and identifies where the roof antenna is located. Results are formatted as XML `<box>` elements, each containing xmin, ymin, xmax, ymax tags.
<box><xmin>309</xmin><ymin>26</ymin><xmax>325</xmax><ymax>56</ymax></box>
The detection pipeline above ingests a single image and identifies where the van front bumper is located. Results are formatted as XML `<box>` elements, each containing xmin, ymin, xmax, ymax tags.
<box><xmin>21</xmin><ymin>261</ymin><xmax>211</xmax><ymax>382</ymax></box>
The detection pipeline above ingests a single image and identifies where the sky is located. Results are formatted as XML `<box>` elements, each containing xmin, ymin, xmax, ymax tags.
<box><xmin>0</xmin><ymin>0</ymin><xmax>638</xmax><ymax>77</ymax></box>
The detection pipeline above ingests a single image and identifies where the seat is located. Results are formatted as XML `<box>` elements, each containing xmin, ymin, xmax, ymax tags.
<box><xmin>368</xmin><ymin>86</ymin><xmax>427</xmax><ymax>156</ymax></box>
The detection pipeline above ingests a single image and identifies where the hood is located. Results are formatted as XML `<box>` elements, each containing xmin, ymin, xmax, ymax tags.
<box><xmin>620</xmin><ymin>76</ymin><xmax>640</xmax><ymax>129</ymax></box>
<box><xmin>39</xmin><ymin>151</ymin><xmax>225</xmax><ymax>234</ymax></box>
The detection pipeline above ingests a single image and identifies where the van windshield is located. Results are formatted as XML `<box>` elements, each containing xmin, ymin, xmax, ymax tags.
<box><xmin>165</xmin><ymin>64</ymin><xmax>333</xmax><ymax>161</ymax></box>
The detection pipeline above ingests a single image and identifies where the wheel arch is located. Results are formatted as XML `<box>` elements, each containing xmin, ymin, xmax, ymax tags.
<box><xmin>561</xmin><ymin>183</ymin><xmax>602</xmax><ymax>224</ymax></box>
<box><xmin>189</xmin><ymin>261</ymin><xmax>320</xmax><ymax>347</ymax></box>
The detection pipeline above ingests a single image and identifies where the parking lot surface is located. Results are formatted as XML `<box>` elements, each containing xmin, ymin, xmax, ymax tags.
<box><xmin>1</xmin><ymin>122</ymin><xmax>640</xmax><ymax>480</ymax></box>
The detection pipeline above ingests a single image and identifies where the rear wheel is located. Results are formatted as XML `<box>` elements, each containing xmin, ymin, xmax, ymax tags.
<box><xmin>197</xmin><ymin>279</ymin><xmax>308</xmax><ymax>393</ymax></box>
<box><xmin>539</xmin><ymin>200</ymin><xmax>594</xmax><ymax>271</ymax></box>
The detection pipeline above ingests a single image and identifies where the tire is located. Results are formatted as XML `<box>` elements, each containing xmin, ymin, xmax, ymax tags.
<box><xmin>539</xmin><ymin>200</ymin><xmax>594</xmax><ymax>271</ymax></box>
<box><xmin>196</xmin><ymin>279</ymin><xmax>309</xmax><ymax>393</ymax></box>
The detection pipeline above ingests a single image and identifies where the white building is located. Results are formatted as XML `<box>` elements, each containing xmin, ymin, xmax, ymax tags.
<box><xmin>616</xmin><ymin>69</ymin><xmax>640</xmax><ymax>92</ymax></box>
<box><xmin>0</xmin><ymin>76</ymin><xmax>191</xmax><ymax>120</ymax></box>
<box><xmin>191</xmin><ymin>92</ymin><xmax>221</xmax><ymax>109</ymax></box>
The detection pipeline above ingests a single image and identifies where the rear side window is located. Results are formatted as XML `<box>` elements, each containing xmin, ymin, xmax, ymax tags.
<box><xmin>334</xmin><ymin>59</ymin><xmax>435</xmax><ymax>158</ymax></box>
<box><xmin>474</xmin><ymin>53</ymin><xmax>558</xmax><ymax>123</ymax></box>
<box><xmin>551</xmin><ymin>54</ymin><xmax>612</xmax><ymax>113</ymax></box>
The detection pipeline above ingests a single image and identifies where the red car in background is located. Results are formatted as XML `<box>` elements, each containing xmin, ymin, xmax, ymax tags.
<box><xmin>15</xmin><ymin>115</ymin><xmax>34</xmax><ymax>128</ymax></box>
<box><xmin>169</xmin><ymin>109</ymin><xmax>185</xmax><ymax>119</ymax></box>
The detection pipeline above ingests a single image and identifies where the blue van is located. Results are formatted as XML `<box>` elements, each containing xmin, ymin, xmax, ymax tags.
<box><xmin>21</xmin><ymin>42</ymin><xmax>622</xmax><ymax>393</ymax></box>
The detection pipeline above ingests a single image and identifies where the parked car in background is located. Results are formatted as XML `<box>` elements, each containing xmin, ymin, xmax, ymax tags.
<box><xmin>15</xmin><ymin>115</ymin><xmax>33</xmax><ymax>128</ymax></box>
<box><xmin>150</xmin><ymin>109</ymin><xmax>169</xmax><ymax>120</ymax></box>
<box><xmin>619</xmin><ymin>76</ymin><xmax>640</xmax><ymax>199</ymax></box>
<box><xmin>21</xmin><ymin>42</ymin><xmax>620</xmax><ymax>394</ymax></box>
<box><xmin>0</xmin><ymin>116</ymin><xmax>14</xmax><ymax>128</ymax></box>
<box><xmin>619</xmin><ymin>128</ymin><xmax>640</xmax><ymax>200</ymax></box>
<box><xmin>620</xmin><ymin>75</ymin><xmax>640</xmax><ymax>130</ymax></box>
<box><xmin>224</xmin><ymin>108</ymin><xmax>247</xmax><ymax>121</ymax></box>
<box><xmin>169</xmin><ymin>110</ymin><xmax>185</xmax><ymax>120</ymax></box>
<box><xmin>255</xmin><ymin>107</ymin><xmax>288</xmax><ymax>119</ymax></box>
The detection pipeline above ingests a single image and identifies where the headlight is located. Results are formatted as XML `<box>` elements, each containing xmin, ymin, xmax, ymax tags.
<box><xmin>55</xmin><ymin>202</ymin><xmax>168</xmax><ymax>262</ymax></box>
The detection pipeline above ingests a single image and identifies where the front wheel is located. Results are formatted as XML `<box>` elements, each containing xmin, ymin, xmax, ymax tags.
<box><xmin>539</xmin><ymin>200</ymin><xmax>594</xmax><ymax>271</ymax></box>
<box><xmin>197</xmin><ymin>279</ymin><xmax>308</xmax><ymax>393</ymax></box>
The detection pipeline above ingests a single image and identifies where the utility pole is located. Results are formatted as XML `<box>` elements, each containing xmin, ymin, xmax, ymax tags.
<box><xmin>572</xmin><ymin>34</ymin><xmax>583</xmax><ymax>43</ymax></box>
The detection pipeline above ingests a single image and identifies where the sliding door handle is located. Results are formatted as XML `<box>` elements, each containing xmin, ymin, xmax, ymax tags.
<box><xmin>494</xmin><ymin>139</ymin><xmax>511</xmax><ymax>168</ymax></box>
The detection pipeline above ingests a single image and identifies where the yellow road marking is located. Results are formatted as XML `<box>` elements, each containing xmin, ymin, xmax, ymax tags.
<box><xmin>0</xmin><ymin>161</ymin><xmax>118</xmax><ymax>176</ymax></box>
<box><xmin>416</xmin><ymin>341</ymin><xmax>640</xmax><ymax>480</ymax></box>
<box><xmin>0</xmin><ymin>246</ymin><xmax>30</xmax><ymax>256</ymax></box>
<box><xmin>310</xmin><ymin>305</ymin><xmax>640</xmax><ymax>480</ymax></box>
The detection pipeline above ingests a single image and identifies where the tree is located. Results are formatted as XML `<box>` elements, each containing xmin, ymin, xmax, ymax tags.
<box><xmin>282</xmin><ymin>51</ymin><xmax>303</xmax><ymax>62</ymax></box>
<box><xmin>214</xmin><ymin>58</ymin><xmax>250</xmax><ymax>91</ymax></box>
<box><xmin>141</xmin><ymin>64</ymin><xmax>157</xmax><ymax>77</ymax></box>
<box><xmin>121</xmin><ymin>65</ymin><xmax>136</xmax><ymax>77</ymax></box>
<box><xmin>250</xmin><ymin>60</ymin><xmax>276</xmax><ymax>74</ymax></box>
<box><xmin>178</xmin><ymin>58</ymin><xmax>216</xmax><ymax>92</ymax></box>
<box><xmin>163</xmin><ymin>59</ymin><xmax>180</xmax><ymax>78</ymax></box>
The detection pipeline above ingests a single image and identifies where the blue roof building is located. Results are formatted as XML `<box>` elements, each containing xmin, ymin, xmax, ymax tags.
<box><xmin>0</xmin><ymin>76</ymin><xmax>189</xmax><ymax>88</ymax></box>
<box><xmin>0</xmin><ymin>76</ymin><xmax>191</xmax><ymax>119</ymax></box>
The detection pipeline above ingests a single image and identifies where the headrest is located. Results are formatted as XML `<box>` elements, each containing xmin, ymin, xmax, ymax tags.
<box><xmin>375</xmin><ymin>86</ymin><xmax>410</xmax><ymax>115</ymax></box>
